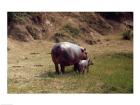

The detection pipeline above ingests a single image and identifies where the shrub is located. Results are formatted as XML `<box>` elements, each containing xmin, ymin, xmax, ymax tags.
<box><xmin>52</xmin><ymin>32</ymin><xmax>66</xmax><ymax>43</ymax></box>
<box><xmin>122</xmin><ymin>30</ymin><xmax>133</xmax><ymax>40</ymax></box>
<box><xmin>63</xmin><ymin>24</ymin><xmax>80</xmax><ymax>36</ymax></box>
<box><xmin>8</xmin><ymin>12</ymin><xmax>30</xmax><ymax>24</ymax></box>
<box><xmin>54</xmin><ymin>32</ymin><xmax>65</xmax><ymax>37</ymax></box>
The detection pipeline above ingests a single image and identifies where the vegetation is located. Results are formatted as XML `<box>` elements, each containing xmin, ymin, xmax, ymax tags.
<box><xmin>63</xmin><ymin>24</ymin><xmax>80</xmax><ymax>37</ymax></box>
<box><xmin>122</xmin><ymin>30</ymin><xmax>133</xmax><ymax>40</ymax></box>
<box><xmin>8</xmin><ymin>35</ymin><xmax>133</xmax><ymax>93</ymax></box>
<box><xmin>8</xmin><ymin>52</ymin><xmax>133</xmax><ymax>93</ymax></box>
<box><xmin>8</xmin><ymin>12</ymin><xmax>30</xmax><ymax>24</ymax></box>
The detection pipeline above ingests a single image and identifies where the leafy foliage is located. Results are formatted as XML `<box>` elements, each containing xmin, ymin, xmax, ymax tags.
<box><xmin>8</xmin><ymin>12</ymin><xmax>30</xmax><ymax>24</ymax></box>
<box><xmin>63</xmin><ymin>24</ymin><xmax>80</xmax><ymax>36</ymax></box>
<box><xmin>122</xmin><ymin>30</ymin><xmax>133</xmax><ymax>40</ymax></box>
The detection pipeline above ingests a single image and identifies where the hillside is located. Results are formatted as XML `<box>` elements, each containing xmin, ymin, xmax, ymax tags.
<box><xmin>8</xmin><ymin>12</ymin><xmax>133</xmax><ymax>43</ymax></box>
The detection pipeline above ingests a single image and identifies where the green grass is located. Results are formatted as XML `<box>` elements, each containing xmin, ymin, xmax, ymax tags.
<box><xmin>93</xmin><ymin>53</ymin><xmax>133</xmax><ymax>93</ymax></box>
<box><xmin>8</xmin><ymin>45</ymin><xmax>133</xmax><ymax>93</ymax></box>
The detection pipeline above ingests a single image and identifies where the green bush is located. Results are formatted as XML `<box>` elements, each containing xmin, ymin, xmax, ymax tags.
<box><xmin>122</xmin><ymin>30</ymin><xmax>133</xmax><ymax>40</ymax></box>
<box><xmin>54</xmin><ymin>32</ymin><xmax>65</xmax><ymax>37</ymax></box>
<box><xmin>63</xmin><ymin>24</ymin><xmax>80</xmax><ymax>36</ymax></box>
<box><xmin>8</xmin><ymin>12</ymin><xmax>30</xmax><ymax>24</ymax></box>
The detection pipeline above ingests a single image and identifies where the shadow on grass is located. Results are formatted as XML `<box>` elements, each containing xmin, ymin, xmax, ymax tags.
<box><xmin>38</xmin><ymin>69</ymin><xmax>77</xmax><ymax>78</ymax></box>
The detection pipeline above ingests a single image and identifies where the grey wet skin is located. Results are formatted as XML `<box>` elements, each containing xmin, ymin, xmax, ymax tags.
<box><xmin>51</xmin><ymin>42</ymin><xmax>87</xmax><ymax>74</ymax></box>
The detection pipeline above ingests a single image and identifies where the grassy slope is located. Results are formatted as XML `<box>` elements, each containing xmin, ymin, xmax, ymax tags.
<box><xmin>8</xmin><ymin>35</ymin><xmax>133</xmax><ymax>93</ymax></box>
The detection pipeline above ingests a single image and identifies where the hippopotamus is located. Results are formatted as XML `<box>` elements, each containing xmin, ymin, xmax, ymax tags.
<box><xmin>51</xmin><ymin>42</ymin><xmax>87</xmax><ymax>74</ymax></box>
<box><xmin>77</xmin><ymin>58</ymin><xmax>93</xmax><ymax>74</ymax></box>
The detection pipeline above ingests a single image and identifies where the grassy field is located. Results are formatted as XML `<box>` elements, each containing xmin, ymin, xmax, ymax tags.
<box><xmin>8</xmin><ymin>35</ymin><xmax>133</xmax><ymax>93</ymax></box>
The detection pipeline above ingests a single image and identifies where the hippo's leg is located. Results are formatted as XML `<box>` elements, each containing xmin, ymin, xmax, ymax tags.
<box><xmin>82</xmin><ymin>69</ymin><xmax>85</xmax><ymax>74</ymax></box>
<box><xmin>77</xmin><ymin>66</ymin><xmax>81</xmax><ymax>73</ymax></box>
<box><xmin>74</xmin><ymin>64</ymin><xmax>77</xmax><ymax>72</ymax></box>
<box><xmin>74</xmin><ymin>63</ymin><xmax>78</xmax><ymax>72</ymax></box>
<box><xmin>78</xmin><ymin>68</ymin><xmax>82</xmax><ymax>74</ymax></box>
<box><xmin>55</xmin><ymin>63</ymin><xmax>60</xmax><ymax>74</ymax></box>
<box><xmin>60</xmin><ymin>65</ymin><xmax>65</xmax><ymax>74</ymax></box>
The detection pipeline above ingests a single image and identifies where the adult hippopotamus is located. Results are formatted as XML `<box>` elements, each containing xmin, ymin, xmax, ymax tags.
<box><xmin>51</xmin><ymin>42</ymin><xmax>87</xmax><ymax>74</ymax></box>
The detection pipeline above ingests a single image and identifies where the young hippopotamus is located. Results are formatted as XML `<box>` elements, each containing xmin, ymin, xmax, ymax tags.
<box><xmin>77</xmin><ymin>58</ymin><xmax>94</xmax><ymax>74</ymax></box>
<box><xmin>51</xmin><ymin>42</ymin><xmax>87</xmax><ymax>74</ymax></box>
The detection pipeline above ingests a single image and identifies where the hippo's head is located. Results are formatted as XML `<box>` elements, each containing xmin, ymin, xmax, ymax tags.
<box><xmin>80</xmin><ymin>47</ymin><xmax>88</xmax><ymax>60</ymax></box>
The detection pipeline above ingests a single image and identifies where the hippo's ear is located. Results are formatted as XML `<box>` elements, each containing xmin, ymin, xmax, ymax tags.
<box><xmin>81</xmin><ymin>48</ymin><xmax>86</xmax><ymax>52</ymax></box>
<box><xmin>81</xmin><ymin>48</ymin><xmax>84</xmax><ymax>52</ymax></box>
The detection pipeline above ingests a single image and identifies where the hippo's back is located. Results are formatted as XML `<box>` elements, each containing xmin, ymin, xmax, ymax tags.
<box><xmin>51</xmin><ymin>42</ymin><xmax>82</xmax><ymax>65</ymax></box>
